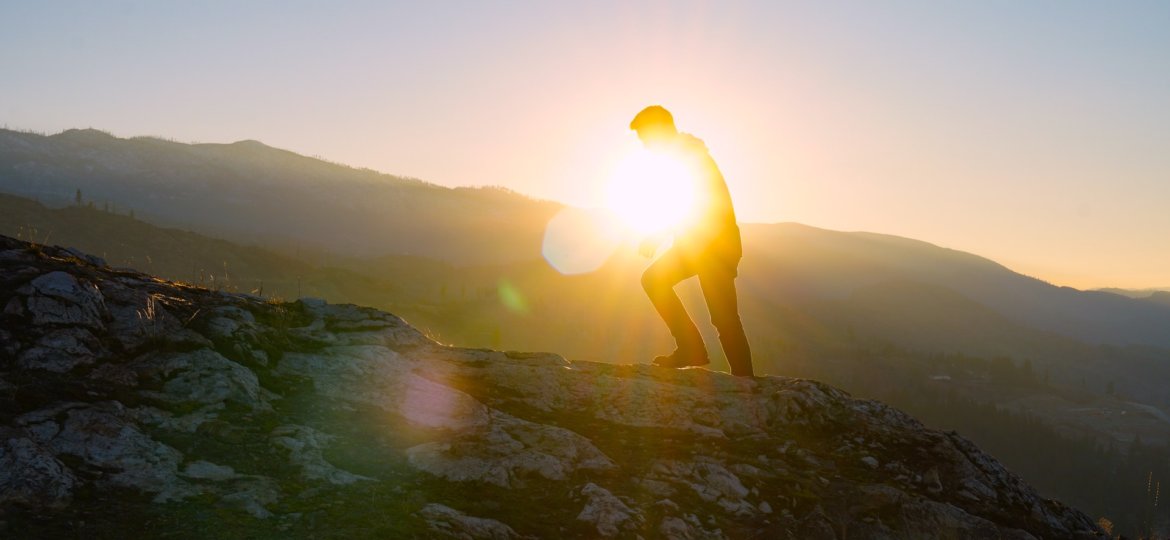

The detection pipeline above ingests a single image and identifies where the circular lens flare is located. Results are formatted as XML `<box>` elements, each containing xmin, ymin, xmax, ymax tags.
<box><xmin>542</xmin><ymin>207</ymin><xmax>623</xmax><ymax>275</ymax></box>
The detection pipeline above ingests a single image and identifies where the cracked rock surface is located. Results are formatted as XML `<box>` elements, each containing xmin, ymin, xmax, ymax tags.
<box><xmin>0</xmin><ymin>236</ymin><xmax>1104</xmax><ymax>539</ymax></box>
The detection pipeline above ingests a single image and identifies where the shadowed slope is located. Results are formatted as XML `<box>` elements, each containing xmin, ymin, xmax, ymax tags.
<box><xmin>0</xmin><ymin>236</ymin><xmax>1103</xmax><ymax>538</ymax></box>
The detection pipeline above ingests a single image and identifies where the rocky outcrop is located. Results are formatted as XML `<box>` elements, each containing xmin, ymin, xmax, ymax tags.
<box><xmin>0</xmin><ymin>235</ymin><xmax>1105</xmax><ymax>538</ymax></box>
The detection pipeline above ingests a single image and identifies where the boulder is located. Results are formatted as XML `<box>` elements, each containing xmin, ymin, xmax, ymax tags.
<box><xmin>19</xmin><ymin>271</ymin><xmax>108</xmax><ymax>329</ymax></box>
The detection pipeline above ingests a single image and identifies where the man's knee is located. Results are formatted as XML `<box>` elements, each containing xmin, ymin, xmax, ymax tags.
<box><xmin>640</xmin><ymin>268</ymin><xmax>658</xmax><ymax>293</ymax></box>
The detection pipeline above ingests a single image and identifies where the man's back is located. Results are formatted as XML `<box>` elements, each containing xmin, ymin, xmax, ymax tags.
<box><xmin>673</xmin><ymin>133</ymin><xmax>741</xmax><ymax>265</ymax></box>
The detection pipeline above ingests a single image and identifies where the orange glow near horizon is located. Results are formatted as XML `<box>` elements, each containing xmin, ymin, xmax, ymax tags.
<box><xmin>5</xmin><ymin>3</ymin><xmax>1169</xmax><ymax>289</ymax></box>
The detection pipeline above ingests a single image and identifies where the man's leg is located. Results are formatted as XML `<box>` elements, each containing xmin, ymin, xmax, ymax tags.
<box><xmin>641</xmin><ymin>249</ymin><xmax>706</xmax><ymax>358</ymax></box>
<box><xmin>698</xmin><ymin>263</ymin><xmax>754</xmax><ymax>377</ymax></box>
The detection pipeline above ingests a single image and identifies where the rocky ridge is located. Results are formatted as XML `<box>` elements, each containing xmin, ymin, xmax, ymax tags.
<box><xmin>0</xmin><ymin>235</ymin><xmax>1103</xmax><ymax>538</ymax></box>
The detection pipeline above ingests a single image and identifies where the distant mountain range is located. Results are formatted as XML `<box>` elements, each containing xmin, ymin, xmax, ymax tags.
<box><xmin>3</xmin><ymin>127</ymin><xmax>1168</xmax><ymax>352</ymax></box>
<box><xmin>1096</xmin><ymin>287</ymin><xmax>1170</xmax><ymax>307</ymax></box>
<box><xmin>739</xmin><ymin>224</ymin><xmax>1170</xmax><ymax>351</ymax></box>
<box><xmin>0</xmin><ymin>128</ymin><xmax>560</xmax><ymax>264</ymax></box>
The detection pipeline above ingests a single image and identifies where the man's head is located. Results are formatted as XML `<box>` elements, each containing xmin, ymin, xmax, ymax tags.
<box><xmin>629</xmin><ymin>105</ymin><xmax>678</xmax><ymax>148</ymax></box>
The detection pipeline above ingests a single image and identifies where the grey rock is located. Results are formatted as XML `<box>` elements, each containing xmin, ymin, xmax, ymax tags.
<box><xmin>183</xmin><ymin>460</ymin><xmax>238</xmax><ymax>481</ymax></box>
<box><xmin>218</xmin><ymin>477</ymin><xmax>281</xmax><ymax>519</ymax></box>
<box><xmin>131</xmin><ymin>404</ymin><xmax>222</xmax><ymax>433</ymax></box>
<box><xmin>575</xmin><ymin>483</ymin><xmax>641</xmax><ymax>538</ymax></box>
<box><xmin>406</xmin><ymin>410</ymin><xmax>616</xmax><ymax>488</ymax></box>
<box><xmin>649</xmin><ymin>459</ymin><xmax>757</xmax><ymax>516</ymax></box>
<box><xmin>139</xmin><ymin>349</ymin><xmax>265</xmax><ymax>410</ymax></box>
<box><xmin>101</xmin><ymin>285</ymin><xmax>185</xmax><ymax>352</ymax></box>
<box><xmin>62</xmin><ymin>247</ymin><xmax>106</xmax><ymax>267</ymax></box>
<box><xmin>206</xmin><ymin>316</ymin><xmax>244</xmax><ymax>340</ymax></box>
<box><xmin>0</xmin><ymin>248</ymin><xmax>29</xmax><ymax>263</ymax></box>
<box><xmin>19</xmin><ymin>271</ymin><xmax>107</xmax><ymax>329</ymax></box>
<box><xmin>923</xmin><ymin>467</ymin><xmax>943</xmax><ymax>493</ymax></box>
<box><xmin>278</xmin><ymin>347</ymin><xmax>492</xmax><ymax>431</ymax></box>
<box><xmin>419</xmin><ymin>503</ymin><xmax>520</xmax><ymax>539</ymax></box>
<box><xmin>796</xmin><ymin>508</ymin><xmax>839</xmax><ymax>540</ymax></box>
<box><xmin>0</xmin><ymin>431</ymin><xmax>76</xmax><ymax>508</ymax></box>
<box><xmin>42</xmin><ymin>403</ymin><xmax>193</xmax><ymax>502</ymax></box>
<box><xmin>26</xmin><ymin>419</ymin><xmax>60</xmax><ymax>442</ymax></box>
<box><xmin>17</xmin><ymin>327</ymin><xmax>100</xmax><ymax>372</ymax></box>
<box><xmin>659</xmin><ymin>516</ymin><xmax>693</xmax><ymax>539</ymax></box>
<box><xmin>270</xmin><ymin>425</ymin><xmax>372</xmax><ymax>485</ymax></box>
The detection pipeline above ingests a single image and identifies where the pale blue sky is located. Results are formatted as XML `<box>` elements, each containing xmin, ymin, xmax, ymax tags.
<box><xmin>3</xmin><ymin>1</ymin><xmax>1169</xmax><ymax>287</ymax></box>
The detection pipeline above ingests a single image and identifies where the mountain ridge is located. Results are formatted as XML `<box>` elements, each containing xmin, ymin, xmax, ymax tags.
<box><xmin>0</xmin><ymin>127</ymin><xmax>561</xmax><ymax>264</ymax></box>
<box><xmin>740</xmin><ymin>222</ymin><xmax>1170</xmax><ymax>349</ymax></box>
<box><xmin>4</xmin><ymin>127</ymin><xmax>1170</xmax><ymax>350</ymax></box>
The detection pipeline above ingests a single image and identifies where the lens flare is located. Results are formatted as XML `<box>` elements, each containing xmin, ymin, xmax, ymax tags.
<box><xmin>497</xmin><ymin>279</ymin><xmax>528</xmax><ymax>313</ymax></box>
<box><xmin>541</xmin><ymin>206</ymin><xmax>623</xmax><ymax>275</ymax></box>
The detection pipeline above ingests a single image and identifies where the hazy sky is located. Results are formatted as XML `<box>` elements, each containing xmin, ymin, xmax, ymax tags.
<box><xmin>3</xmin><ymin>1</ymin><xmax>1169</xmax><ymax>288</ymax></box>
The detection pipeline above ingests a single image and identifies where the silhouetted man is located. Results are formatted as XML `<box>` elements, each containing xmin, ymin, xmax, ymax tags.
<box><xmin>631</xmin><ymin>105</ymin><xmax>754</xmax><ymax>377</ymax></box>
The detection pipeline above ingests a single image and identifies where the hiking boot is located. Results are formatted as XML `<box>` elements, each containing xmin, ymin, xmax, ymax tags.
<box><xmin>652</xmin><ymin>348</ymin><xmax>710</xmax><ymax>369</ymax></box>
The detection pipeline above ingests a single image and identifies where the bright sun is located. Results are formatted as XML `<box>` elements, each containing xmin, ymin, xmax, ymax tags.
<box><xmin>606</xmin><ymin>150</ymin><xmax>697</xmax><ymax>235</ymax></box>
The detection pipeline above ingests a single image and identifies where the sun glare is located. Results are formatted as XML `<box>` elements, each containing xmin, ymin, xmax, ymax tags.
<box><xmin>606</xmin><ymin>150</ymin><xmax>697</xmax><ymax>235</ymax></box>
<box><xmin>543</xmin><ymin>148</ymin><xmax>700</xmax><ymax>275</ymax></box>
